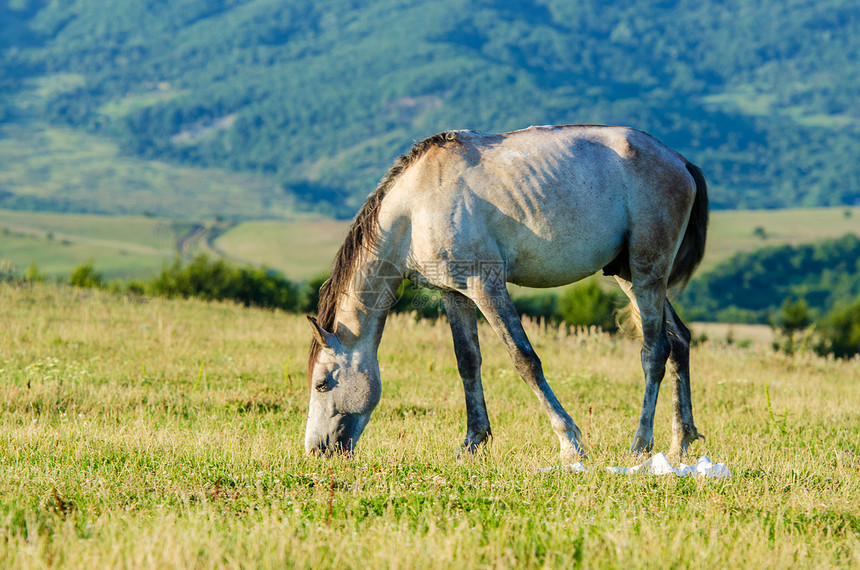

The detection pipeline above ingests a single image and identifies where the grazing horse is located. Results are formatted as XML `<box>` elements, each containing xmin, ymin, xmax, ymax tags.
<box><xmin>305</xmin><ymin>125</ymin><xmax>708</xmax><ymax>462</ymax></box>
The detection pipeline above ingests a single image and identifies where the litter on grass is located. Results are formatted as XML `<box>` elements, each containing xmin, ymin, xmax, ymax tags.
<box><xmin>539</xmin><ymin>453</ymin><xmax>730</xmax><ymax>478</ymax></box>
<box><xmin>607</xmin><ymin>453</ymin><xmax>730</xmax><ymax>477</ymax></box>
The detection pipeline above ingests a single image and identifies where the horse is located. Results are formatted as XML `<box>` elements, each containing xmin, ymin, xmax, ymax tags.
<box><xmin>305</xmin><ymin>125</ymin><xmax>708</xmax><ymax>462</ymax></box>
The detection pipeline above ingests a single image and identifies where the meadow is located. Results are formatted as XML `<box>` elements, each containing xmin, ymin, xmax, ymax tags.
<box><xmin>0</xmin><ymin>210</ymin><xmax>188</xmax><ymax>281</ymax></box>
<box><xmin>1</xmin><ymin>282</ymin><xmax>858</xmax><ymax>568</ymax></box>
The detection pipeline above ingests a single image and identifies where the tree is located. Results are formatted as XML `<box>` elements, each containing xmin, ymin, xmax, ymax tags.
<box><xmin>816</xmin><ymin>298</ymin><xmax>860</xmax><ymax>359</ymax></box>
<box><xmin>771</xmin><ymin>297</ymin><xmax>813</xmax><ymax>354</ymax></box>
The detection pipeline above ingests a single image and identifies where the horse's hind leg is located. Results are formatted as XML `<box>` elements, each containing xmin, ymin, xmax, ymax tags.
<box><xmin>615</xmin><ymin>276</ymin><xmax>670</xmax><ymax>454</ymax></box>
<box><xmin>665</xmin><ymin>300</ymin><xmax>704</xmax><ymax>459</ymax></box>
<box><xmin>469</xmin><ymin>281</ymin><xmax>583</xmax><ymax>462</ymax></box>
<box><xmin>442</xmin><ymin>290</ymin><xmax>491</xmax><ymax>454</ymax></box>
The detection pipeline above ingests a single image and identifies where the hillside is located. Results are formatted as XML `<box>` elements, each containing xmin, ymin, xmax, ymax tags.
<box><xmin>1</xmin><ymin>0</ymin><xmax>859</xmax><ymax>217</ymax></box>
<box><xmin>3</xmin><ymin>206</ymin><xmax>858</xmax><ymax>282</ymax></box>
<box><xmin>679</xmin><ymin>233</ymin><xmax>860</xmax><ymax>323</ymax></box>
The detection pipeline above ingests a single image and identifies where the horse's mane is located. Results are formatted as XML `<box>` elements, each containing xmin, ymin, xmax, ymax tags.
<box><xmin>308</xmin><ymin>131</ymin><xmax>460</xmax><ymax>378</ymax></box>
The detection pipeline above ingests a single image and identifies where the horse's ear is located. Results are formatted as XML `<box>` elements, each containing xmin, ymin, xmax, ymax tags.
<box><xmin>307</xmin><ymin>316</ymin><xmax>339</xmax><ymax>351</ymax></box>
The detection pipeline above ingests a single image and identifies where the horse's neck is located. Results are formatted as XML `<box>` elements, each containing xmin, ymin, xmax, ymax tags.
<box><xmin>333</xmin><ymin>239</ymin><xmax>404</xmax><ymax>354</ymax></box>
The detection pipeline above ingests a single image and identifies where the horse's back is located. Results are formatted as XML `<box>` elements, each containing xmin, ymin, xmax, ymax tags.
<box><xmin>392</xmin><ymin>126</ymin><xmax>696</xmax><ymax>289</ymax></box>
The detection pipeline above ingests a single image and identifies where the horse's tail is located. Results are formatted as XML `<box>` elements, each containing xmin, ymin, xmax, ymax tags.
<box><xmin>617</xmin><ymin>161</ymin><xmax>708</xmax><ymax>337</ymax></box>
<box><xmin>667</xmin><ymin>161</ymin><xmax>709</xmax><ymax>291</ymax></box>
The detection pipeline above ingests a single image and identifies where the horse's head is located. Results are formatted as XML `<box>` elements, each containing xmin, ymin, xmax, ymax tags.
<box><xmin>304</xmin><ymin>316</ymin><xmax>381</xmax><ymax>456</ymax></box>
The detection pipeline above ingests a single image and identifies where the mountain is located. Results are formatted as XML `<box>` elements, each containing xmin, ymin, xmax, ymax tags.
<box><xmin>1</xmin><ymin>0</ymin><xmax>859</xmax><ymax>218</ymax></box>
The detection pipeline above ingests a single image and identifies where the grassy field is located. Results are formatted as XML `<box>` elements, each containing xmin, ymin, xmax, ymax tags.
<box><xmin>1</xmin><ymin>282</ymin><xmax>858</xmax><ymax>568</ymax></box>
<box><xmin>211</xmin><ymin>219</ymin><xmax>349</xmax><ymax>281</ymax></box>
<box><xmin>0</xmin><ymin>210</ymin><xmax>190</xmax><ymax>280</ymax></box>
<box><xmin>700</xmin><ymin>206</ymin><xmax>860</xmax><ymax>272</ymax></box>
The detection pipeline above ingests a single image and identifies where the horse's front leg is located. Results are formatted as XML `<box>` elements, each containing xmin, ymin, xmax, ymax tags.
<box><xmin>470</xmin><ymin>282</ymin><xmax>584</xmax><ymax>462</ymax></box>
<box><xmin>441</xmin><ymin>290</ymin><xmax>491</xmax><ymax>454</ymax></box>
<box><xmin>665</xmin><ymin>300</ymin><xmax>705</xmax><ymax>459</ymax></box>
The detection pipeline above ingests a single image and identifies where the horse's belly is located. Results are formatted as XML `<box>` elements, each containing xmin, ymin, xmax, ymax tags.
<box><xmin>505</xmin><ymin>246</ymin><xmax>620</xmax><ymax>288</ymax></box>
<box><xmin>501</xmin><ymin>215</ymin><xmax>627</xmax><ymax>288</ymax></box>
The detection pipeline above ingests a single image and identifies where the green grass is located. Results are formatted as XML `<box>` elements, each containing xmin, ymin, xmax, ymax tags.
<box><xmin>212</xmin><ymin>219</ymin><xmax>349</xmax><ymax>281</ymax></box>
<box><xmin>0</xmin><ymin>210</ymin><xmax>188</xmax><ymax>280</ymax></box>
<box><xmin>1</xmin><ymin>282</ymin><xmax>858</xmax><ymax>568</ymax></box>
<box><xmin>702</xmin><ymin>206</ymin><xmax>860</xmax><ymax>272</ymax></box>
<box><xmin>0</xmin><ymin>230</ymin><xmax>163</xmax><ymax>281</ymax></box>
<box><xmin>0</xmin><ymin>210</ymin><xmax>185</xmax><ymax>249</ymax></box>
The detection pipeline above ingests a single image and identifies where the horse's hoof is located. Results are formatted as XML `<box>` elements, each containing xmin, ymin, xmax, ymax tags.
<box><xmin>629</xmin><ymin>435</ymin><xmax>655</xmax><ymax>454</ymax></box>
<box><xmin>560</xmin><ymin>442</ymin><xmax>587</xmax><ymax>464</ymax></box>
<box><xmin>455</xmin><ymin>444</ymin><xmax>478</xmax><ymax>461</ymax></box>
<box><xmin>455</xmin><ymin>433</ymin><xmax>491</xmax><ymax>460</ymax></box>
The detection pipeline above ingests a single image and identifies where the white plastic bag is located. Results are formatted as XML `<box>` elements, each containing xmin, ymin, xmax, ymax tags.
<box><xmin>608</xmin><ymin>452</ymin><xmax>730</xmax><ymax>478</ymax></box>
<box><xmin>539</xmin><ymin>453</ymin><xmax>729</xmax><ymax>478</ymax></box>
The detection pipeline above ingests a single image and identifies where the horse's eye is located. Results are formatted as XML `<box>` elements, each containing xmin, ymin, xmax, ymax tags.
<box><xmin>315</xmin><ymin>378</ymin><xmax>328</xmax><ymax>392</ymax></box>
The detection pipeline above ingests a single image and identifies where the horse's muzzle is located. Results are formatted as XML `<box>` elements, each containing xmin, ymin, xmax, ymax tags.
<box><xmin>305</xmin><ymin>436</ymin><xmax>355</xmax><ymax>457</ymax></box>
<box><xmin>305</xmin><ymin>414</ymin><xmax>363</xmax><ymax>457</ymax></box>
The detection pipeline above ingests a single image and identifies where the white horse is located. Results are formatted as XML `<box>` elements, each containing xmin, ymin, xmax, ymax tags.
<box><xmin>305</xmin><ymin>125</ymin><xmax>708</xmax><ymax>462</ymax></box>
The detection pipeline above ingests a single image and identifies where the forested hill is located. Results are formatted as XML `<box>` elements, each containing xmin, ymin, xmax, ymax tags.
<box><xmin>679</xmin><ymin>233</ymin><xmax>860</xmax><ymax>324</ymax></box>
<box><xmin>2</xmin><ymin>0</ymin><xmax>859</xmax><ymax>217</ymax></box>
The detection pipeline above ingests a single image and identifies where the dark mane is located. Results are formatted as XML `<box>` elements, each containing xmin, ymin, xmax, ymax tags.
<box><xmin>308</xmin><ymin>131</ymin><xmax>460</xmax><ymax>378</ymax></box>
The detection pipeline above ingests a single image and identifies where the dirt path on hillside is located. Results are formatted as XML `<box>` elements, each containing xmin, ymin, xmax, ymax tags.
<box><xmin>175</xmin><ymin>221</ymin><xmax>249</xmax><ymax>265</ymax></box>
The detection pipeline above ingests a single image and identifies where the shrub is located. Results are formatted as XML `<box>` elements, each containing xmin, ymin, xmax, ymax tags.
<box><xmin>0</xmin><ymin>261</ymin><xmax>15</xmax><ymax>282</ymax></box>
<box><xmin>392</xmin><ymin>280</ymin><xmax>443</xmax><ymax>320</ymax></box>
<box><xmin>69</xmin><ymin>259</ymin><xmax>103</xmax><ymax>289</ymax></box>
<box><xmin>513</xmin><ymin>293</ymin><xmax>560</xmax><ymax>323</ymax></box>
<box><xmin>149</xmin><ymin>255</ymin><xmax>298</xmax><ymax>311</ymax></box>
<box><xmin>234</xmin><ymin>265</ymin><xmax>299</xmax><ymax>311</ymax></box>
<box><xmin>558</xmin><ymin>280</ymin><xmax>622</xmax><ymax>332</ymax></box>
<box><xmin>298</xmin><ymin>273</ymin><xmax>329</xmax><ymax>314</ymax></box>
<box><xmin>24</xmin><ymin>262</ymin><xmax>46</xmax><ymax>282</ymax></box>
